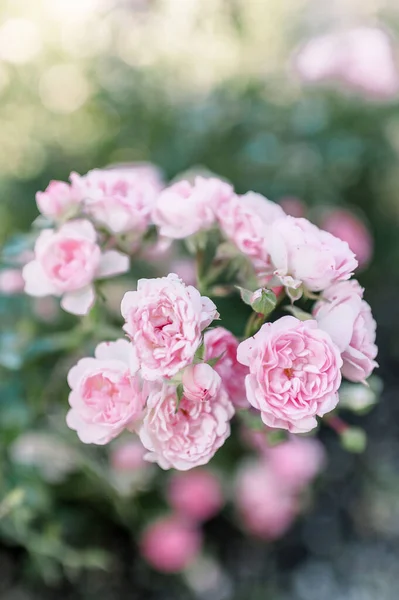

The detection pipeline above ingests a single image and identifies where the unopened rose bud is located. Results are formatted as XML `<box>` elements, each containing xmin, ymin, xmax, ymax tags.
<box><xmin>182</xmin><ymin>363</ymin><xmax>221</xmax><ymax>402</ymax></box>
<box><xmin>340</xmin><ymin>426</ymin><xmax>367</xmax><ymax>453</ymax></box>
<box><xmin>250</xmin><ymin>288</ymin><xmax>277</xmax><ymax>316</ymax></box>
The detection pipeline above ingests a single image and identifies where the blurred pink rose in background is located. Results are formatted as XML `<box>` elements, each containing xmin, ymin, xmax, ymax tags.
<box><xmin>235</xmin><ymin>460</ymin><xmax>298</xmax><ymax>540</ymax></box>
<box><xmin>168</xmin><ymin>258</ymin><xmax>197</xmax><ymax>286</ymax></box>
<box><xmin>0</xmin><ymin>269</ymin><xmax>25</xmax><ymax>294</ymax></box>
<box><xmin>319</xmin><ymin>208</ymin><xmax>373</xmax><ymax>270</ymax></box>
<box><xmin>110</xmin><ymin>438</ymin><xmax>147</xmax><ymax>472</ymax></box>
<box><xmin>266</xmin><ymin>436</ymin><xmax>326</xmax><ymax>492</ymax></box>
<box><xmin>295</xmin><ymin>27</ymin><xmax>399</xmax><ymax>100</ymax></box>
<box><xmin>140</xmin><ymin>516</ymin><xmax>202</xmax><ymax>572</ymax></box>
<box><xmin>167</xmin><ymin>469</ymin><xmax>224</xmax><ymax>522</ymax></box>
<box><xmin>278</xmin><ymin>196</ymin><xmax>306</xmax><ymax>218</ymax></box>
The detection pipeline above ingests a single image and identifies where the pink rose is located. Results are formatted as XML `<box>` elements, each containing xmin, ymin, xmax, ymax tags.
<box><xmin>268</xmin><ymin>216</ymin><xmax>357</xmax><ymax>295</ymax></box>
<box><xmin>71</xmin><ymin>166</ymin><xmax>162</xmax><ymax>236</ymax></box>
<box><xmin>182</xmin><ymin>363</ymin><xmax>221</xmax><ymax>402</ymax></box>
<box><xmin>140</xmin><ymin>516</ymin><xmax>202</xmax><ymax>573</ymax></box>
<box><xmin>237</xmin><ymin>316</ymin><xmax>342</xmax><ymax>433</ymax></box>
<box><xmin>152</xmin><ymin>177</ymin><xmax>233</xmax><ymax>239</ymax></box>
<box><xmin>167</xmin><ymin>469</ymin><xmax>224</xmax><ymax>522</ymax></box>
<box><xmin>235</xmin><ymin>459</ymin><xmax>297</xmax><ymax>540</ymax></box>
<box><xmin>313</xmin><ymin>280</ymin><xmax>378</xmax><ymax>382</ymax></box>
<box><xmin>319</xmin><ymin>209</ymin><xmax>373</xmax><ymax>270</ymax></box>
<box><xmin>36</xmin><ymin>180</ymin><xmax>80</xmax><ymax>220</ymax></box>
<box><xmin>23</xmin><ymin>220</ymin><xmax>129</xmax><ymax>315</ymax></box>
<box><xmin>67</xmin><ymin>339</ymin><xmax>144</xmax><ymax>445</ymax></box>
<box><xmin>204</xmin><ymin>327</ymin><xmax>249</xmax><ymax>408</ymax></box>
<box><xmin>0</xmin><ymin>269</ymin><xmax>25</xmax><ymax>294</ymax></box>
<box><xmin>266</xmin><ymin>436</ymin><xmax>326</xmax><ymax>492</ymax></box>
<box><xmin>295</xmin><ymin>27</ymin><xmax>399</xmax><ymax>100</ymax></box>
<box><xmin>216</xmin><ymin>191</ymin><xmax>285</xmax><ymax>270</ymax></box>
<box><xmin>278</xmin><ymin>196</ymin><xmax>306</xmax><ymax>218</ymax></box>
<box><xmin>168</xmin><ymin>258</ymin><xmax>197</xmax><ymax>286</ymax></box>
<box><xmin>121</xmin><ymin>273</ymin><xmax>218</xmax><ymax>380</ymax></box>
<box><xmin>110</xmin><ymin>438</ymin><xmax>147</xmax><ymax>472</ymax></box>
<box><xmin>138</xmin><ymin>382</ymin><xmax>234</xmax><ymax>470</ymax></box>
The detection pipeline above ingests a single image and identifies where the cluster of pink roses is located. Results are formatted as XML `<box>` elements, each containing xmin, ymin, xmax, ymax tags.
<box><xmin>20</xmin><ymin>164</ymin><xmax>378</xmax><ymax>469</ymax></box>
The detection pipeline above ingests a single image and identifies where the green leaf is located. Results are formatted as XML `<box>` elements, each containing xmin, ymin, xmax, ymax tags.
<box><xmin>340</xmin><ymin>427</ymin><xmax>367</xmax><ymax>453</ymax></box>
<box><xmin>236</xmin><ymin>286</ymin><xmax>253</xmax><ymax>306</ymax></box>
<box><xmin>207</xmin><ymin>351</ymin><xmax>225</xmax><ymax>368</ymax></box>
<box><xmin>174</xmin><ymin>383</ymin><xmax>184</xmax><ymax>413</ymax></box>
<box><xmin>266</xmin><ymin>430</ymin><xmax>288</xmax><ymax>446</ymax></box>
<box><xmin>194</xmin><ymin>341</ymin><xmax>205</xmax><ymax>362</ymax></box>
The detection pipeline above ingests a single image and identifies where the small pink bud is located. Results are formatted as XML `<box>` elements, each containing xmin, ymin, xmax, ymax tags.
<box><xmin>140</xmin><ymin>516</ymin><xmax>202</xmax><ymax>573</ymax></box>
<box><xmin>167</xmin><ymin>469</ymin><xmax>224</xmax><ymax>522</ymax></box>
<box><xmin>182</xmin><ymin>363</ymin><xmax>221</xmax><ymax>403</ymax></box>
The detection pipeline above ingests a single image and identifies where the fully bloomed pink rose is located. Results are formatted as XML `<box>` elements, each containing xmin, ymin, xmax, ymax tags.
<box><xmin>23</xmin><ymin>220</ymin><xmax>129</xmax><ymax>315</ymax></box>
<box><xmin>235</xmin><ymin>459</ymin><xmax>298</xmax><ymax>540</ymax></box>
<box><xmin>140</xmin><ymin>516</ymin><xmax>202</xmax><ymax>573</ymax></box>
<box><xmin>67</xmin><ymin>340</ymin><xmax>144</xmax><ymax>445</ymax></box>
<box><xmin>152</xmin><ymin>177</ymin><xmax>233</xmax><ymax>239</ymax></box>
<box><xmin>182</xmin><ymin>363</ymin><xmax>221</xmax><ymax>403</ymax></box>
<box><xmin>319</xmin><ymin>209</ymin><xmax>373</xmax><ymax>270</ymax></box>
<box><xmin>237</xmin><ymin>316</ymin><xmax>342</xmax><ymax>433</ymax></box>
<box><xmin>167</xmin><ymin>469</ymin><xmax>224</xmax><ymax>522</ymax></box>
<box><xmin>71</xmin><ymin>165</ymin><xmax>162</xmax><ymax>237</ymax></box>
<box><xmin>138</xmin><ymin>382</ymin><xmax>234</xmax><ymax>470</ymax></box>
<box><xmin>121</xmin><ymin>273</ymin><xmax>218</xmax><ymax>380</ymax></box>
<box><xmin>313</xmin><ymin>280</ymin><xmax>378</xmax><ymax>382</ymax></box>
<box><xmin>204</xmin><ymin>327</ymin><xmax>249</xmax><ymax>408</ymax></box>
<box><xmin>216</xmin><ymin>191</ymin><xmax>285</xmax><ymax>271</ymax></box>
<box><xmin>36</xmin><ymin>180</ymin><xmax>80</xmax><ymax>220</ymax></box>
<box><xmin>268</xmin><ymin>216</ymin><xmax>357</xmax><ymax>296</ymax></box>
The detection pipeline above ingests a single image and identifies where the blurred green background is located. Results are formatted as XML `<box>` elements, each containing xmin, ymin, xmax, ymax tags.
<box><xmin>1</xmin><ymin>1</ymin><xmax>399</xmax><ymax>598</ymax></box>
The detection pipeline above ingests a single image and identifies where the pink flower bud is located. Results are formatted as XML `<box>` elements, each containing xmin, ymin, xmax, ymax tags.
<box><xmin>182</xmin><ymin>363</ymin><xmax>221</xmax><ymax>402</ymax></box>
<box><xmin>167</xmin><ymin>469</ymin><xmax>224</xmax><ymax>522</ymax></box>
<box><xmin>140</xmin><ymin>516</ymin><xmax>202</xmax><ymax>573</ymax></box>
<box><xmin>0</xmin><ymin>269</ymin><xmax>24</xmax><ymax>294</ymax></box>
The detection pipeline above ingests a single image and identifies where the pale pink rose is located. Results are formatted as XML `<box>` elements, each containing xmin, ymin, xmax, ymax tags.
<box><xmin>182</xmin><ymin>363</ymin><xmax>221</xmax><ymax>403</ymax></box>
<box><xmin>138</xmin><ymin>382</ymin><xmax>234</xmax><ymax>470</ymax></box>
<box><xmin>266</xmin><ymin>436</ymin><xmax>326</xmax><ymax>492</ymax></box>
<box><xmin>237</xmin><ymin>316</ymin><xmax>342</xmax><ymax>433</ymax></box>
<box><xmin>313</xmin><ymin>280</ymin><xmax>378</xmax><ymax>382</ymax></box>
<box><xmin>0</xmin><ymin>269</ymin><xmax>25</xmax><ymax>294</ymax></box>
<box><xmin>110</xmin><ymin>438</ymin><xmax>147</xmax><ymax>472</ymax></box>
<box><xmin>140</xmin><ymin>516</ymin><xmax>202</xmax><ymax>573</ymax></box>
<box><xmin>36</xmin><ymin>180</ymin><xmax>80</xmax><ymax>220</ymax></box>
<box><xmin>235</xmin><ymin>459</ymin><xmax>297</xmax><ymax>540</ymax></box>
<box><xmin>167</xmin><ymin>469</ymin><xmax>224</xmax><ymax>522</ymax></box>
<box><xmin>216</xmin><ymin>191</ymin><xmax>285</xmax><ymax>271</ymax></box>
<box><xmin>152</xmin><ymin>177</ymin><xmax>233</xmax><ymax>239</ymax></box>
<box><xmin>66</xmin><ymin>339</ymin><xmax>143</xmax><ymax>445</ymax></box>
<box><xmin>278</xmin><ymin>196</ymin><xmax>306</xmax><ymax>218</ymax></box>
<box><xmin>295</xmin><ymin>27</ymin><xmax>399</xmax><ymax>100</ymax></box>
<box><xmin>121</xmin><ymin>274</ymin><xmax>218</xmax><ymax>380</ymax></box>
<box><xmin>23</xmin><ymin>220</ymin><xmax>129</xmax><ymax>315</ymax></box>
<box><xmin>319</xmin><ymin>209</ymin><xmax>373</xmax><ymax>270</ymax></box>
<box><xmin>71</xmin><ymin>166</ymin><xmax>162</xmax><ymax>236</ymax></box>
<box><xmin>204</xmin><ymin>327</ymin><xmax>249</xmax><ymax>408</ymax></box>
<box><xmin>268</xmin><ymin>216</ymin><xmax>357</xmax><ymax>295</ymax></box>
